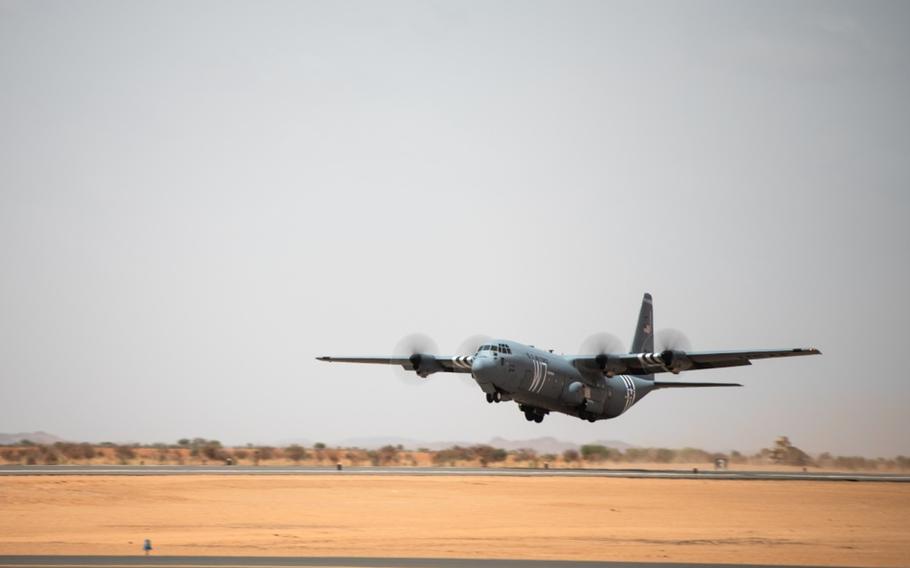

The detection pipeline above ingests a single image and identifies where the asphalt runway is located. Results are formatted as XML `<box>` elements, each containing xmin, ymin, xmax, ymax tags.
<box><xmin>0</xmin><ymin>557</ymin><xmax>846</xmax><ymax>568</ymax></box>
<box><xmin>0</xmin><ymin>465</ymin><xmax>907</xmax><ymax>482</ymax></box>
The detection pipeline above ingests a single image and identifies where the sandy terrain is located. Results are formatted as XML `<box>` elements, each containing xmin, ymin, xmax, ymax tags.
<box><xmin>0</xmin><ymin>475</ymin><xmax>907</xmax><ymax>566</ymax></box>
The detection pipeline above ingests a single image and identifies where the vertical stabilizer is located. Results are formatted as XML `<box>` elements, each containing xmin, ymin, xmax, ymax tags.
<box><xmin>631</xmin><ymin>293</ymin><xmax>654</xmax><ymax>354</ymax></box>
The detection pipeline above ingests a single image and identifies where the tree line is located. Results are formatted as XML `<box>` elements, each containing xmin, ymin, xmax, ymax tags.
<box><xmin>1</xmin><ymin>436</ymin><xmax>907</xmax><ymax>471</ymax></box>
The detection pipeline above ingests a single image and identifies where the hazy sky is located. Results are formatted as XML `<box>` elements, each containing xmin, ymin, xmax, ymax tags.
<box><xmin>1</xmin><ymin>1</ymin><xmax>908</xmax><ymax>457</ymax></box>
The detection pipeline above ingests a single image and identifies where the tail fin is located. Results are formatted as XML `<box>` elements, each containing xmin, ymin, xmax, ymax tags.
<box><xmin>631</xmin><ymin>293</ymin><xmax>654</xmax><ymax>354</ymax></box>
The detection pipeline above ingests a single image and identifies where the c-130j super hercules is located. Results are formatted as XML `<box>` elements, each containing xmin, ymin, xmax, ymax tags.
<box><xmin>318</xmin><ymin>294</ymin><xmax>820</xmax><ymax>423</ymax></box>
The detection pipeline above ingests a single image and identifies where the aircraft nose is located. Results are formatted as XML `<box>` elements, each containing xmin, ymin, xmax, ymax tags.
<box><xmin>471</xmin><ymin>356</ymin><xmax>497</xmax><ymax>382</ymax></box>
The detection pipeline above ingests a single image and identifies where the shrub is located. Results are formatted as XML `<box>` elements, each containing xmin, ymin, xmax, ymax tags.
<box><xmin>562</xmin><ymin>449</ymin><xmax>580</xmax><ymax>463</ymax></box>
<box><xmin>285</xmin><ymin>444</ymin><xmax>307</xmax><ymax>463</ymax></box>
<box><xmin>512</xmin><ymin>448</ymin><xmax>537</xmax><ymax>462</ymax></box>
<box><xmin>472</xmin><ymin>445</ymin><xmax>507</xmax><ymax>464</ymax></box>
<box><xmin>115</xmin><ymin>445</ymin><xmax>136</xmax><ymax>464</ymax></box>
<box><xmin>580</xmin><ymin>444</ymin><xmax>614</xmax><ymax>462</ymax></box>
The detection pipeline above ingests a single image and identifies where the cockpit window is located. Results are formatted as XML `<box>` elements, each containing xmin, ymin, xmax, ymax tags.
<box><xmin>479</xmin><ymin>345</ymin><xmax>490</xmax><ymax>351</ymax></box>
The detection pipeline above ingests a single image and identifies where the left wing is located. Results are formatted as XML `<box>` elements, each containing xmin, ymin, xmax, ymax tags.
<box><xmin>570</xmin><ymin>347</ymin><xmax>820</xmax><ymax>377</ymax></box>
<box><xmin>316</xmin><ymin>355</ymin><xmax>473</xmax><ymax>375</ymax></box>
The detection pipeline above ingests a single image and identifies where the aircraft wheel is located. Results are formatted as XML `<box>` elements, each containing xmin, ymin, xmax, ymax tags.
<box><xmin>533</xmin><ymin>415</ymin><xmax>543</xmax><ymax>423</ymax></box>
<box><xmin>493</xmin><ymin>392</ymin><xmax>501</xmax><ymax>403</ymax></box>
<box><xmin>485</xmin><ymin>393</ymin><xmax>494</xmax><ymax>403</ymax></box>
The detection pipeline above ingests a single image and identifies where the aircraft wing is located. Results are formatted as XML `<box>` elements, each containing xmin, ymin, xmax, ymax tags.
<box><xmin>570</xmin><ymin>347</ymin><xmax>820</xmax><ymax>377</ymax></box>
<box><xmin>672</xmin><ymin>348</ymin><xmax>822</xmax><ymax>370</ymax></box>
<box><xmin>316</xmin><ymin>355</ymin><xmax>474</xmax><ymax>374</ymax></box>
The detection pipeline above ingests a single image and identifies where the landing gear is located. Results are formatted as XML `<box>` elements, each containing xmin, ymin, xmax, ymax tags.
<box><xmin>578</xmin><ymin>410</ymin><xmax>598</xmax><ymax>423</ymax></box>
<box><xmin>524</xmin><ymin>411</ymin><xmax>543</xmax><ymax>423</ymax></box>
<box><xmin>485</xmin><ymin>391</ymin><xmax>502</xmax><ymax>404</ymax></box>
<box><xmin>520</xmin><ymin>404</ymin><xmax>547</xmax><ymax>423</ymax></box>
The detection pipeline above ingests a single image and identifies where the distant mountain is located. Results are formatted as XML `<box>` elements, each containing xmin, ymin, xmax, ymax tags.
<box><xmin>589</xmin><ymin>439</ymin><xmax>637</xmax><ymax>452</ymax></box>
<box><xmin>0</xmin><ymin>431</ymin><xmax>65</xmax><ymax>445</ymax></box>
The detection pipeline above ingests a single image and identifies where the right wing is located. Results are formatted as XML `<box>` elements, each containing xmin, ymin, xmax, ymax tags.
<box><xmin>316</xmin><ymin>355</ymin><xmax>474</xmax><ymax>374</ymax></box>
<box><xmin>570</xmin><ymin>347</ymin><xmax>820</xmax><ymax>377</ymax></box>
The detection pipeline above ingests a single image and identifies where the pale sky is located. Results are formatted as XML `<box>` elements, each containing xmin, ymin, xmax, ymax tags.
<box><xmin>1</xmin><ymin>0</ymin><xmax>908</xmax><ymax>457</ymax></box>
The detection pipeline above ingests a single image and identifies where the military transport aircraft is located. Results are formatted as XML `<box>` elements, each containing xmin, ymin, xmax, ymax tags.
<box><xmin>317</xmin><ymin>293</ymin><xmax>820</xmax><ymax>423</ymax></box>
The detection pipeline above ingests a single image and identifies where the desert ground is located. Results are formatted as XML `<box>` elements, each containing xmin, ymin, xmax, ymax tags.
<box><xmin>1</xmin><ymin>475</ymin><xmax>907</xmax><ymax>566</ymax></box>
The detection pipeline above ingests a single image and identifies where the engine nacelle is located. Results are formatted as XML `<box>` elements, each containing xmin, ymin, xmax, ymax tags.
<box><xmin>595</xmin><ymin>354</ymin><xmax>628</xmax><ymax>377</ymax></box>
<box><xmin>659</xmin><ymin>350</ymin><xmax>693</xmax><ymax>374</ymax></box>
<box><xmin>409</xmin><ymin>354</ymin><xmax>443</xmax><ymax>378</ymax></box>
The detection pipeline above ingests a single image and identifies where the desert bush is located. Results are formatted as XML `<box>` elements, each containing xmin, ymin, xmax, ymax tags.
<box><xmin>1</xmin><ymin>448</ymin><xmax>21</xmax><ymax>462</ymax></box>
<box><xmin>654</xmin><ymin>448</ymin><xmax>674</xmax><ymax>463</ymax></box>
<box><xmin>377</xmin><ymin>445</ymin><xmax>400</xmax><ymax>465</ymax></box>
<box><xmin>285</xmin><ymin>444</ymin><xmax>307</xmax><ymax>463</ymax></box>
<box><xmin>580</xmin><ymin>444</ymin><xmax>616</xmax><ymax>462</ymax></box>
<box><xmin>768</xmin><ymin>437</ymin><xmax>813</xmax><ymax>467</ymax></box>
<box><xmin>201</xmin><ymin>441</ymin><xmax>224</xmax><ymax>460</ymax></box>
<box><xmin>562</xmin><ymin>449</ymin><xmax>580</xmax><ymax>463</ymax></box>
<box><xmin>432</xmin><ymin>446</ymin><xmax>473</xmax><ymax>465</ymax></box>
<box><xmin>512</xmin><ymin>448</ymin><xmax>538</xmax><ymax>462</ymax></box>
<box><xmin>41</xmin><ymin>446</ymin><xmax>61</xmax><ymax>465</ymax></box>
<box><xmin>115</xmin><ymin>445</ymin><xmax>136</xmax><ymax>464</ymax></box>
<box><xmin>472</xmin><ymin>445</ymin><xmax>507</xmax><ymax>465</ymax></box>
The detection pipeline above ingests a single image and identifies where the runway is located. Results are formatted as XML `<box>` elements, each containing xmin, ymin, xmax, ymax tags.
<box><xmin>0</xmin><ymin>465</ymin><xmax>907</xmax><ymax>482</ymax></box>
<box><xmin>0</xmin><ymin>557</ymin><xmax>846</xmax><ymax>568</ymax></box>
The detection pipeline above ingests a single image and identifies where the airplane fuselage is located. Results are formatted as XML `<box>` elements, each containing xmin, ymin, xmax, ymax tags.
<box><xmin>471</xmin><ymin>340</ymin><xmax>655</xmax><ymax>422</ymax></box>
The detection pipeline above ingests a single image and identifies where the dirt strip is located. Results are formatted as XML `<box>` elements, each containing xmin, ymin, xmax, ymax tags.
<box><xmin>0</xmin><ymin>475</ymin><xmax>907</xmax><ymax>566</ymax></box>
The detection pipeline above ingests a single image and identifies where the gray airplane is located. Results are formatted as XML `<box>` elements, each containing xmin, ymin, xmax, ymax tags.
<box><xmin>317</xmin><ymin>293</ymin><xmax>820</xmax><ymax>423</ymax></box>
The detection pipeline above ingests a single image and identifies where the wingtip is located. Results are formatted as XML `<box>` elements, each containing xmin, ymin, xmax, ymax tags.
<box><xmin>316</xmin><ymin>356</ymin><xmax>330</xmax><ymax>362</ymax></box>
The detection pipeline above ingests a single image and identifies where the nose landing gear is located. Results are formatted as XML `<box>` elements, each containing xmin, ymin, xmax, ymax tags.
<box><xmin>485</xmin><ymin>391</ymin><xmax>502</xmax><ymax>403</ymax></box>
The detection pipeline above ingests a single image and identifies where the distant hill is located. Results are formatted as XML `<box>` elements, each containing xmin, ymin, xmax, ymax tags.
<box><xmin>589</xmin><ymin>439</ymin><xmax>637</xmax><ymax>452</ymax></box>
<box><xmin>0</xmin><ymin>431</ymin><xmax>65</xmax><ymax>445</ymax></box>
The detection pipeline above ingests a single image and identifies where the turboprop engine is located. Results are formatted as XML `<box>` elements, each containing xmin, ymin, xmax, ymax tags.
<box><xmin>409</xmin><ymin>354</ymin><xmax>443</xmax><ymax>378</ymax></box>
<box><xmin>659</xmin><ymin>350</ymin><xmax>693</xmax><ymax>374</ymax></box>
<box><xmin>594</xmin><ymin>354</ymin><xmax>628</xmax><ymax>377</ymax></box>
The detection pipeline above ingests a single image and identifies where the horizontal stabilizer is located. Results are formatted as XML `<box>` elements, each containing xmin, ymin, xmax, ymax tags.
<box><xmin>653</xmin><ymin>381</ymin><xmax>742</xmax><ymax>389</ymax></box>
